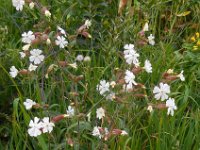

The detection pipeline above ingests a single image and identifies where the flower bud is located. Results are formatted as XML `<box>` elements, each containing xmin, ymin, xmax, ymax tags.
<box><xmin>29</xmin><ymin>2</ymin><xmax>35</xmax><ymax>9</ymax></box>
<box><xmin>51</xmin><ymin>114</ymin><xmax>69</xmax><ymax>123</ymax></box>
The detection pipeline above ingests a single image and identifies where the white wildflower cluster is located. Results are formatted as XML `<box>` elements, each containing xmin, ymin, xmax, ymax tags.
<box><xmin>123</xmin><ymin>44</ymin><xmax>152</xmax><ymax>73</ymax></box>
<box><xmin>28</xmin><ymin>117</ymin><xmax>55</xmax><ymax>137</ymax></box>
<box><xmin>12</xmin><ymin>0</ymin><xmax>25</xmax><ymax>11</ymax></box>
<box><xmin>122</xmin><ymin>44</ymin><xmax>152</xmax><ymax>91</ymax></box>
<box><xmin>55</xmin><ymin>27</ymin><xmax>68</xmax><ymax>48</ymax></box>
<box><xmin>9</xmin><ymin>27</ymin><xmax>71</xmax><ymax>78</ymax></box>
<box><xmin>123</xmin><ymin>44</ymin><xmax>140</xmax><ymax>66</ymax></box>
<box><xmin>153</xmin><ymin>82</ymin><xmax>177</xmax><ymax>116</ymax></box>
<box><xmin>92</xmin><ymin>126</ymin><xmax>128</xmax><ymax>140</ymax></box>
<box><xmin>96</xmin><ymin>80</ymin><xmax>115</xmax><ymax>100</ymax></box>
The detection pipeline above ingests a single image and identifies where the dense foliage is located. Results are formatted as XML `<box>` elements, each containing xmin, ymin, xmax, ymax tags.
<box><xmin>0</xmin><ymin>0</ymin><xmax>200</xmax><ymax>149</ymax></box>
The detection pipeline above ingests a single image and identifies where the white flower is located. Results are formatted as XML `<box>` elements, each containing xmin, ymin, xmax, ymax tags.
<box><xmin>57</xmin><ymin>26</ymin><xmax>67</xmax><ymax>37</ymax></box>
<box><xmin>142</xmin><ymin>22</ymin><xmax>149</xmax><ymax>32</ymax></box>
<box><xmin>66</xmin><ymin>106</ymin><xmax>75</xmax><ymax>116</ymax></box>
<box><xmin>92</xmin><ymin>126</ymin><xmax>102</xmax><ymax>139</ymax></box>
<box><xmin>144</xmin><ymin>60</ymin><xmax>152</xmax><ymax>73</ymax></box>
<box><xmin>23</xmin><ymin>99</ymin><xmax>36</xmax><ymax>110</ymax></box>
<box><xmin>29</xmin><ymin>49</ymin><xmax>45</xmax><ymax>65</ymax></box>
<box><xmin>84</xmin><ymin>56</ymin><xmax>91</xmax><ymax>62</ymax></box>
<box><xmin>68</xmin><ymin>63</ymin><xmax>77</xmax><ymax>69</ymax></box>
<box><xmin>96</xmin><ymin>80</ymin><xmax>110</xmax><ymax>95</ymax></box>
<box><xmin>110</xmin><ymin>81</ymin><xmax>116</xmax><ymax>88</ymax></box>
<box><xmin>12</xmin><ymin>0</ymin><xmax>25</xmax><ymax>11</ymax></box>
<box><xmin>147</xmin><ymin>105</ymin><xmax>153</xmax><ymax>113</ymax></box>
<box><xmin>153</xmin><ymin>83</ymin><xmax>170</xmax><ymax>101</ymax></box>
<box><xmin>28</xmin><ymin>63</ymin><xmax>38</xmax><ymax>72</ymax></box>
<box><xmin>96</xmin><ymin>107</ymin><xmax>105</xmax><ymax>120</ymax></box>
<box><xmin>177</xmin><ymin>70</ymin><xmax>185</xmax><ymax>81</ymax></box>
<box><xmin>41</xmin><ymin>117</ymin><xmax>55</xmax><ymax>133</ymax></box>
<box><xmin>29</xmin><ymin>2</ymin><xmax>35</xmax><ymax>9</ymax></box>
<box><xmin>124</xmin><ymin>44</ymin><xmax>134</xmax><ymax>50</ymax></box>
<box><xmin>22</xmin><ymin>31</ymin><xmax>35</xmax><ymax>44</ymax></box>
<box><xmin>22</xmin><ymin>44</ymin><xmax>31</xmax><ymax>51</ymax></box>
<box><xmin>106</xmin><ymin>92</ymin><xmax>115</xmax><ymax>100</ymax></box>
<box><xmin>28</xmin><ymin>117</ymin><xmax>42</xmax><ymax>137</ymax></box>
<box><xmin>166</xmin><ymin>98</ymin><xmax>177</xmax><ymax>116</ymax></box>
<box><xmin>148</xmin><ymin>34</ymin><xmax>155</xmax><ymax>46</ymax></box>
<box><xmin>167</xmin><ymin>69</ymin><xmax>174</xmax><ymax>74</ymax></box>
<box><xmin>45</xmin><ymin>10</ymin><xmax>51</xmax><ymax>17</ymax></box>
<box><xmin>76</xmin><ymin>55</ymin><xmax>84</xmax><ymax>62</ymax></box>
<box><xmin>124</xmin><ymin>44</ymin><xmax>140</xmax><ymax>66</ymax></box>
<box><xmin>55</xmin><ymin>36</ymin><xmax>68</xmax><ymax>48</ymax></box>
<box><xmin>121</xmin><ymin>130</ymin><xmax>128</xmax><ymax>136</ymax></box>
<box><xmin>124</xmin><ymin>70</ymin><xmax>137</xmax><ymax>90</ymax></box>
<box><xmin>9</xmin><ymin>66</ymin><xmax>18</xmax><ymax>78</ymax></box>
<box><xmin>84</xmin><ymin>19</ymin><xmax>92</xmax><ymax>28</ymax></box>
<box><xmin>19</xmin><ymin>52</ymin><xmax>26</xmax><ymax>58</ymax></box>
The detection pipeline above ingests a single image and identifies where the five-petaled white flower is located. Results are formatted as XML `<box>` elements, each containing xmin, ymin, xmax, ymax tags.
<box><xmin>96</xmin><ymin>107</ymin><xmax>105</xmax><ymax>120</ymax></box>
<box><xmin>9</xmin><ymin>66</ymin><xmax>18</xmax><ymax>78</ymax></box>
<box><xmin>106</xmin><ymin>92</ymin><xmax>115</xmax><ymax>100</ymax></box>
<box><xmin>148</xmin><ymin>34</ymin><xmax>155</xmax><ymax>46</ymax></box>
<box><xmin>28</xmin><ymin>117</ymin><xmax>42</xmax><ymax>137</ymax></box>
<box><xmin>124</xmin><ymin>70</ymin><xmax>137</xmax><ymax>90</ymax></box>
<box><xmin>55</xmin><ymin>36</ymin><xmax>68</xmax><ymax>48</ymax></box>
<box><xmin>23</xmin><ymin>99</ymin><xmax>36</xmax><ymax>110</ymax></box>
<box><xmin>177</xmin><ymin>70</ymin><xmax>185</xmax><ymax>81</ymax></box>
<box><xmin>147</xmin><ymin>105</ymin><xmax>153</xmax><ymax>113</ymax></box>
<box><xmin>121</xmin><ymin>130</ymin><xmax>128</xmax><ymax>136</ymax></box>
<box><xmin>96</xmin><ymin>80</ymin><xmax>110</xmax><ymax>95</ymax></box>
<box><xmin>153</xmin><ymin>82</ymin><xmax>170</xmax><ymax>101</ymax></box>
<box><xmin>19</xmin><ymin>52</ymin><xmax>26</xmax><ymax>58</ymax></box>
<box><xmin>28</xmin><ymin>63</ymin><xmax>38</xmax><ymax>72</ymax></box>
<box><xmin>124</xmin><ymin>44</ymin><xmax>140</xmax><ymax>66</ymax></box>
<box><xmin>12</xmin><ymin>0</ymin><xmax>25</xmax><ymax>11</ymax></box>
<box><xmin>57</xmin><ymin>26</ymin><xmax>67</xmax><ymax>37</ymax></box>
<box><xmin>29</xmin><ymin>49</ymin><xmax>45</xmax><ymax>65</ymax></box>
<box><xmin>41</xmin><ymin>117</ymin><xmax>55</xmax><ymax>133</ymax></box>
<box><xmin>92</xmin><ymin>126</ymin><xmax>102</xmax><ymax>139</ymax></box>
<box><xmin>76</xmin><ymin>54</ymin><xmax>84</xmax><ymax>62</ymax></box>
<box><xmin>166</xmin><ymin>98</ymin><xmax>177</xmax><ymax>116</ymax></box>
<box><xmin>66</xmin><ymin>106</ymin><xmax>75</xmax><ymax>117</ymax></box>
<box><xmin>22</xmin><ymin>31</ymin><xmax>35</xmax><ymax>44</ymax></box>
<box><xmin>144</xmin><ymin>60</ymin><xmax>152</xmax><ymax>73</ymax></box>
<box><xmin>84</xmin><ymin>19</ymin><xmax>92</xmax><ymax>28</ymax></box>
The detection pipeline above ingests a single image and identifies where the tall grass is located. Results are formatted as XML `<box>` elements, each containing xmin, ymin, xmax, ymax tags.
<box><xmin>0</xmin><ymin>0</ymin><xmax>200</xmax><ymax>149</ymax></box>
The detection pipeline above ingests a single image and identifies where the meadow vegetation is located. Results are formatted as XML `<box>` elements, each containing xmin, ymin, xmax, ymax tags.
<box><xmin>0</xmin><ymin>0</ymin><xmax>200</xmax><ymax>149</ymax></box>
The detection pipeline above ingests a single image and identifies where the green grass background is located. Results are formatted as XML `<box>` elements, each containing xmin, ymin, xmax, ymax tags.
<box><xmin>0</xmin><ymin>0</ymin><xmax>200</xmax><ymax>149</ymax></box>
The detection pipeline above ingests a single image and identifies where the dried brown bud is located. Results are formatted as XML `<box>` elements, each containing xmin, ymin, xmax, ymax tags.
<box><xmin>154</xmin><ymin>103</ymin><xmax>167</xmax><ymax>110</ymax></box>
<box><xmin>19</xmin><ymin>69</ymin><xmax>30</xmax><ymax>75</ymax></box>
<box><xmin>69</xmin><ymin>92</ymin><xmax>79</xmax><ymax>97</ymax></box>
<box><xmin>134</xmin><ymin>94</ymin><xmax>146</xmax><ymax>98</ymax></box>
<box><xmin>51</xmin><ymin>114</ymin><xmax>69</xmax><ymax>123</ymax></box>
<box><xmin>80</xmin><ymin>31</ymin><xmax>92</xmax><ymax>38</ymax></box>
<box><xmin>132</xmin><ymin>67</ymin><xmax>143</xmax><ymax>74</ymax></box>
<box><xmin>67</xmin><ymin>138</ymin><xmax>74</xmax><ymax>147</ymax></box>
<box><xmin>58</xmin><ymin>61</ymin><xmax>68</xmax><ymax>67</ymax></box>
<box><xmin>118</xmin><ymin>0</ymin><xmax>128</xmax><ymax>15</ymax></box>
